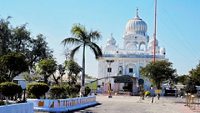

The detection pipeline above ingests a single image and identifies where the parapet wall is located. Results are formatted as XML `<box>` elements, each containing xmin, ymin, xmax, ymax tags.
<box><xmin>0</xmin><ymin>103</ymin><xmax>34</xmax><ymax>113</ymax></box>
<box><xmin>27</xmin><ymin>96</ymin><xmax>97</xmax><ymax>112</ymax></box>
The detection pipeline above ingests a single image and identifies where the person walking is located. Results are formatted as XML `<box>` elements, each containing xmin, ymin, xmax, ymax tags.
<box><xmin>150</xmin><ymin>87</ymin><xmax>155</xmax><ymax>103</ymax></box>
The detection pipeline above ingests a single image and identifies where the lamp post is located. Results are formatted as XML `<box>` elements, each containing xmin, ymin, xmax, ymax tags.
<box><xmin>106</xmin><ymin>59</ymin><xmax>114</xmax><ymax>98</ymax></box>
<box><xmin>19</xmin><ymin>80</ymin><xmax>26</xmax><ymax>102</ymax></box>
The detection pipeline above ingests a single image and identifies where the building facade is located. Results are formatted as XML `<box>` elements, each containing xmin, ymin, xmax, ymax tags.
<box><xmin>98</xmin><ymin>10</ymin><xmax>166</xmax><ymax>94</ymax></box>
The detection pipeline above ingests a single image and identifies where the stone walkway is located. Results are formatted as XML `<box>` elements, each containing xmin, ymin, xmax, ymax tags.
<box><xmin>35</xmin><ymin>95</ymin><xmax>197</xmax><ymax>113</ymax></box>
<box><xmin>74</xmin><ymin>95</ymin><xmax>195</xmax><ymax>113</ymax></box>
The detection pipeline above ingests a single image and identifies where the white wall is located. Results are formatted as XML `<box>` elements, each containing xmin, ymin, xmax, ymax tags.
<box><xmin>0</xmin><ymin>103</ymin><xmax>33</xmax><ymax>113</ymax></box>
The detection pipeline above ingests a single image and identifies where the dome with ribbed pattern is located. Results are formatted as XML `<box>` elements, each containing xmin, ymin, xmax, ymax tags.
<box><xmin>125</xmin><ymin>13</ymin><xmax>147</xmax><ymax>36</ymax></box>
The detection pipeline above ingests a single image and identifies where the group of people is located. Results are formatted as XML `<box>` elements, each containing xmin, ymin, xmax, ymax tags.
<box><xmin>139</xmin><ymin>86</ymin><xmax>161</xmax><ymax>103</ymax></box>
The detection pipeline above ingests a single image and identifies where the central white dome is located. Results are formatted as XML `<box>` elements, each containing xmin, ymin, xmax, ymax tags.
<box><xmin>125</xmin><ymin>12</ymin><xmax>147</xmax><ymax>36</ymax></box>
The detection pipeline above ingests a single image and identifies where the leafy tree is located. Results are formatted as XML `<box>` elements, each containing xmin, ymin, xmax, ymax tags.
<box><xmin>183</xmin><ymin>63</ymin><xmax>200</xmax><ymax>94</ymax></box>
<box><xmin>0</xmin><ymin>17</ymin><xmax>53</xmax><ymax>80</ymax></box>
<box><xmin>176</xmin><ymin>75</ymin><xmax>189</xmax><ymax>85</ymax></box>
<box><xmin>140</xmin><ymin>60</ymin><xmax>176</xmax><ymax>89</ymax></box>
<box><xmin>0</xmin><ymin>52</ymin><xmax>28</xmax><ymax>81</ymax></box>
<box><xmin>37</xmin><ymin>59</ymin><xmax>57</xmax><ymax>84</ymax></box>
<box><xmin>10</xmin><ymin>24</ymin><xmax>31</xmax><ymax>53</ymax></box>
<box><xmin>0</xmin><ymin>17</ymin><xmax>12</xmax><ymax>56</ymax></box>
<box><xmin>65</xmin><ymin>60</ymin><xmax>81</xmax><ymax>85</ymax></box>
<box><xmin>189</xmin><ymin>63</ymin><xmax>200</xmax><ymax>85</ymax></box>
<box><xmin>57</xmin><ymin>64</ymin><xmax>65</xmax><ymax>83</ymax></box>
<box><xmin>27</xmin><ymin>34</ymin><xmax>53</xmax><ymax>69</ymax></box>
<box><xmin>27</xmin><ymin>82</ymin><xmax>49</xmax><ymax>99</ymax></box>
<box><xmin>22</xmin><ymin>72</ymin><xmax>40</xmax><ymax>82</ymax></box>
<box><xmin>185</xmin><ymin>77</ymin><xmax>197</xmax><ymax>94</ymax></box>
<box><xmin>62</xmin><ymin>24</ymin><xmax>102</xmax><ymax>95</ymax></box>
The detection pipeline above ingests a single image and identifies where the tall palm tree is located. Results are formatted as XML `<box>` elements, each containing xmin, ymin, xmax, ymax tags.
<box><xmin>62</xmin><ymin>24</ymin><xmax>102</xmax><ymax>96</ymax></box>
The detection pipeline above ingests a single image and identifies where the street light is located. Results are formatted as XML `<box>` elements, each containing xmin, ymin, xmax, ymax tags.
<box><xmin>19</xmin><ymin>80</ymin><xmax>26</xmax><ymax>102</ymax></box>
<box><xmin>106</xmin><ymin>59</ymin><xmax>114</xmax><ymax>98</ymax></box>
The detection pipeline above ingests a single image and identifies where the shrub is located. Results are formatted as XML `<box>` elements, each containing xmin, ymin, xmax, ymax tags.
<box><xmin>0</xmin><ymin>82</ymin><xmax>22</xmax><ymax>97</ymax></box>
<box><xmin>84</xmin><ymin>86</ymin><xmax>91</xmax><ymax>96</ymax></box>
<box><xmin>49</xmin><ymin>86</ymin><xmax>65</xmax><ymax>99</ymax></box>
<box><xmin>0</xmin><ymin>100</ymin><xmax>5</xmax><ymax>106</ymax></box>
<box><xmin>64</xmin><ymin>84</ymin><xmax>80</xmax><ymax>98</ymax></box>
<box><xmin>27</xmin><ymin>82</ymin><xmax>49</xmax><ymax>99</ymax></box>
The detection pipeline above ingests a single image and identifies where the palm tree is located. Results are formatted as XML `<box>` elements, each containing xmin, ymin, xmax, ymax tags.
<box><xmin>62</xmin><ymin>24</ymin><xmax>102</xmax><ymax>96</ymax></box>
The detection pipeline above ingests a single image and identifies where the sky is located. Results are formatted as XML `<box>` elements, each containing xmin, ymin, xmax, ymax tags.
<box><xmin>0</xmin><ymin>0</ymin><xmax>200</xmax><ymax>77</ymax></box>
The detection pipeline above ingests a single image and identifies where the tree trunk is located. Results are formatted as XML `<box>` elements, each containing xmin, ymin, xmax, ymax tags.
<box><xmin>81</xmin><ymin>43</ymin><xmax>86</xmax><ymax>96</ymax></box>
<box><xmin>44</xmin><ymin>76</ymin><xmax>48</xmax><ymax>84</ymax></box>
<box><xmin>52</xmin><ymin>74</ymin><xmax>59</xmax><ymax>85</ymax></box>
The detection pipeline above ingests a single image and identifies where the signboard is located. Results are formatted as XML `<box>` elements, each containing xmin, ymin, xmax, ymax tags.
<box><xmin>19</xmin><ymin>80</ymin><xmax>26</xmax><ymax>89</ymax></box>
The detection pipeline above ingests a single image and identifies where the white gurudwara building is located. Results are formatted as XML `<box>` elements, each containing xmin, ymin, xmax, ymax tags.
<box><xmin>98</xmin><ymin>9</ymin><xmax>166</xmax><ymax>94</ymax></box>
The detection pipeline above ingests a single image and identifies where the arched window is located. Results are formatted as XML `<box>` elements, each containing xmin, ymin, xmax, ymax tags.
<box><xmin>139</xmin><ymin>42</ymin><xmax>146</xmax><ymax>51</ymax></box>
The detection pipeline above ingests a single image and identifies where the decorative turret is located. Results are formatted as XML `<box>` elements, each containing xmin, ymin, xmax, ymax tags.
<box><xmin>104</xmin><ymin>34</ymin><xmax>117</xmax><ymax>53</ymax></box>
<box><xmin>106</xmin><ymin>33</ymin><xmax>116</xmax><ymax>46</ymax></box>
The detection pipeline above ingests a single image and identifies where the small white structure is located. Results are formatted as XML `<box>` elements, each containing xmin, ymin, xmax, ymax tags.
<box><xmin>98</xmin><ymin>9</ymin><xmax>166</xmax><ymax>94</ymax></box>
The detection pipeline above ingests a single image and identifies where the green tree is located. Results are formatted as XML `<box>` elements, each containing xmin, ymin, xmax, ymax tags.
<box><xmin>185</xmin><ymin>77</ymin><xmax>197</xmax><ymax>94</ymax></box>
<box><xmin>65</xmin><ymin>60</ymin><xmax>81</xmax><ymax>85</ymax></box>
<box><xmin>140</xmin><ymin>60</ymin><xmax>176</xmax><ymax>89</ymax></box>
<box><xmin>57</xmin><ymin>64</ymin><xmax>65</xmax><ymax>83</ymax></box>
<box><xmin>62</xmin><ymin>24</ymin><xmax>102</xmax><ymax>95</ymax></box>
<box><xmin>22</xmin><ymin>72</ymin><xmax>40</xmax><ymax>82</ymax></box>
<box><xmin>189</xmin><ymin>63</ymin><xmax>200</xmax><ymax>85</ymax></box>
<box><xmin>10</xmin><ymin>24</ymin><xmax>31</xmax><ymax>53</ymax></box>
<box><xmin>0</xmin><ymin>52</ymin><xmax>28</xmax><ymax>82</ymax></box>
<box><xmin>0</xmin><ymin>17</ymin><xmax>12</xmax><ymax>56</ymax></box>
<box><xmin>27</xmin><ymin>34</ymin><xmax>53</xmax><ymax>69</ymax></box>
<box><xmin>0</xmin><ymin>17</ymin><xmax>53</xmax><ymax>79</ymax></box>
<box><xmin>37</xmin><ymin>59</ymin><xmax>57</xmax><ymax>84</ymax></box>
<box><xmin>176</xmin><ymin>75</ymin><xmax>189</xmax><ymax>85</ymax></box>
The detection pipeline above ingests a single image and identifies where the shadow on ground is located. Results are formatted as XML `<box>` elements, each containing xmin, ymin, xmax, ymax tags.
<box><xmin>69</xmin><ymin>103</ymin><xmax>101</xmax><ymax>113</ymax></box>
<box><xmin>58</xmin><ymin>103</ymin><xmax>102</xmax><ymax>113</ymax></box>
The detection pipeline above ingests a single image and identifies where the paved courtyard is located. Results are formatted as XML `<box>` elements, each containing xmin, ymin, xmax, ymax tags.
<box><xmin>74</xmin><ymin>95</ymin><xmax>195</xmax><ymax>113</ymax></box>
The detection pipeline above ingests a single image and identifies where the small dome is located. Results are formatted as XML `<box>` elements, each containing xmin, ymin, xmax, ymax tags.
<box><xmin>106</xmin><ymin>34</ymin><xmax>116</xmax><ymax>46</ymax></box>
<box><xmin>148</xmin><ymin>38</ymin><xmax>158</xmax><ymax>47</ymax></box>
<box><xmin>160</xmin><ymin>47</ymin><xmax>166</xmax><ymax>55</ymax></box>
<box><xmin>126</xmin><ymin>43</ymin><xmax>137</xmax><ymax>50</ymax></box>
<box><xmin>125</xmin><ymin>9</ymin><xmax>147</xmax><ymax>36</ymax></box>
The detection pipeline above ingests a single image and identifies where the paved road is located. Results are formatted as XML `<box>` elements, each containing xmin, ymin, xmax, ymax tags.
<box><xmin>74</xmin><ymin>95</ymin><xmax>195</xmax><ymax>113</ymax></box>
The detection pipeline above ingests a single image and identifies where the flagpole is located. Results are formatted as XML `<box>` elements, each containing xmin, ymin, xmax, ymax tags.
<box><xmin>153</xmin><ymin>0</ymin><xmax>157</xmax><ymax>63</ymax></box>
